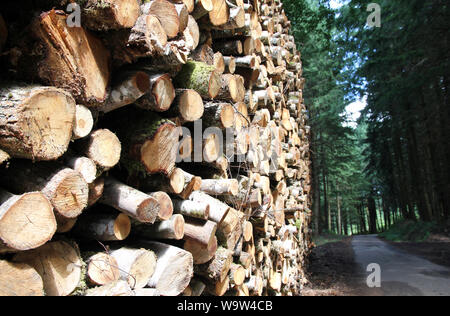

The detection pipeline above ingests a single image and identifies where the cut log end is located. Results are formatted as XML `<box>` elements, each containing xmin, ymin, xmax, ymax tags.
<box><xmin>0</xmin><ymin>85</ymin><xmax>76</xmax><ymax>161</ymax></box>
<box><xmin>83</xmin><ymin>129</ymin><xmax>122</xmax><ymax>169</ymax></box>
<box><xmin>149</xmin><ymin>191</ymin><xmax>174</xmax><ymax>221</ymax></box>
<box><xmin>13</xmin><ymin>241</ymin><xmax>83</xmax><ymax>296</ymax></box>
<box><xmin>0</xmin><ymin>191</ymin><xmax>56</xmax><ymax>253</ymax></box>
<box><xmin>52</xmin><ymin>168</ymin><xmax>89</xmax><ymax>219</ymax></box>
<box><xmin>178</xmin><ymin>89</ymin><xmax>204</xmax><ymax>122</ymax></box>
<box><xmin>0</xmin><ymin>260</ymin><xmax>44</xmax><ymax>296</ymax></box>
<box><xmin>73</xmin><ymin>105</ymin><xmax>94</xmax><ymax>140</ymax></box>
<box><xmin>87</xmin><ymin>253</ymin><xmax>120</xmax><ymax>286</ymax></box>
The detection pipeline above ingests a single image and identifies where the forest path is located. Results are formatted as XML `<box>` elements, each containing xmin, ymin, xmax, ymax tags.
<box><xmin>352</xmin><ymin>235</ymin><xmax>450</xmax><ymax>296</ymax></box>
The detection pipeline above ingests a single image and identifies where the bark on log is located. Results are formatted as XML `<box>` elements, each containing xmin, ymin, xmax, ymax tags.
<box><xmin>192</xmin><ymin>0</ymin><xmax>214</xmax><ymax>20</ymax></box>
<box><xmin>141</xmin><ymin>167</ymin><xmax>186</xmax><ymax>194</ymax></box>
<box><xmin>64</xmin><ymin>156</ymin><xmax>97</xmax><ymax>185</ymax></box>
<box><xmin>75</xmin><ymin>0</ymin><xmax>141</xmax><ymax>31</ymax></box>
<box><xmin>174</xmin><ymin>61</ymin><xmax>221</xmax><ymax>99</ymax></box>
<box><xmin>17</xmin><ymin>10</ymin><xmax>110</xmax><ymax>106</ymax></box>
<box><xmin>184</xmin><ymin>235</ymin><xmax>218</xmax><ymax>264</ymax></box>
<box><xmin>110</xmin><ymin>247</ymin><xmax>157</xmax><ymax>289</ymax></box>
<box><xmin>166</xmin><ymin>89</ymin><xmax>204</xmax><ymax>123</ymax></box>
<box><xmin>72</xmin><ymin>212</ymin><xmax>131</xmax><ymax>241</ymax></box>
<box><xmin>99</xmin><ymin>71</ymin><xmax>151</xmax><ymax>113</ymax></box>
<box><xmin>0</xmin><ymin>84</ymin><xmax>75</xmax><ymax>161</ymax></box>
<box><xmin>101</xmin><ymin>177</ymin><xmax>160</xmax><ymax>224</ymax></box>
<box><xmin>213</xmin><ymin>40</ymin><xmax>243</xmax><ymax>55</ymax></box>
<box><xmin>173</xmin><ymin>199</ymin><xmax>210</xmax><ymax>220</ymax></box>
<box><xmin>0</xmin><ymin>189</ymin><xmax>56</xmax><ymax>253</ymax></box>
<box><xmin>195</xmin><ymin>246</ymin><xmax>233</xmax><ymax>282</ymax></box>
<box><xmin>200</xmin><ymin>179</ymin><xmax>239</xmax><ymax>196</ymax></box>
<box><xmin>0</xmin><ymin>260</ymin><xmax>44</xmax><ymax>296</ymax></box>
<box><xmin>189</xmin><ymin>191</ymin><xmax>230</xmax><ymax>224</ymax></box>
<box><xmin>184</xmin><ymin>217</ymin><xmax>217</xmax><ymax>246</ymax></box>
<box><xmin>217</xmin><ymin>207</ymin><xmax>244</xmax><ymax>250</ymax></box>
<box><xmin>202</xmin><ymin>102</ymin><xmax>235</xmax><ymax>129</ymax></box>
<box><xmin>88</xmin><ymin>177</ymin><xmax>105</xmax><ymax>207</ymax></box>
<box><xmin>134</xmin><ymin>214</ymin><xmax>185</xmax><ymax>240</ymax></box>
<box><xmin>144</xmin><ymin>241</ymin><xmax>194</xmax><ymax>296</ymax></box>
<box><xmin>0</xmin><ymin>161</ymin><xmax>88</xmax><ymax>219</ymax></box>
<box><xmin>13</xmin><ymin>241</ymin><xmax>84</xmax><ymax>296</ymax></box>
<box><xmin>102</xmin><ymin>14</ymin><xmax>167</xmax><ymax>67</ymax></box>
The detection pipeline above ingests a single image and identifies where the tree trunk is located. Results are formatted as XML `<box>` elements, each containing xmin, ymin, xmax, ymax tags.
<box><xmin>0</xmin><ymin>260</ymin><xmax>44</xmax><ymax>296</ymax></box>
<box><xmin>174</xmin><ymin>61</ymin><xmax>221</xmax><ymax>99</ymax></box>
<box><xmin>13</xmin><ymin>241</ymin><xmax>85</xmax><ymax>296</ymax></box>
<box><xmin>16</xmin><ymin>10</ymin><xmax>110</xmax><ymax>106</ymax></box>
<box><xmin>110</xmin><ymin>247</ymin><xmax>157</xmax><ymax>289</ymax></box>
<box><xmin>0</xmin><ymin>161</ymin><xmax>88</xmax><ymax>219</ymax></box>
<box><xmin>74</xmin><ymin>129</ymin><xmax>122</xmax><ymax>171</ymax></box>
<box><xmin>72</xmin><ymin>212</ymin><xmax>131</xmax><ymax>241</ymax></box>
<box><xmin>0</xmin><ymin>84</ymin><xmax>75</xmax><ymax>160</ymax></box>
<box><xmin>101</xmin><ymin>177</ymin><xmax>161</xmax><ymax>224</ymax></box>
<box><xmin>85</xmin><ymin>252</ymin><xmax>120</xmax><ymax>286</ymax></box>
<box><xmin>0</xmin><ymin>189</ymin><xmax>56</xmax><ymax>253</ymax></box>
<box><xmin>134</xmin><ymin>214</ymin><xmax>185</xmax><ymax>240</ymax></box>
<box><xmin>143</xmin><ymin>241</ymin><xmax>194</xmax><ymax>296</ymax></box>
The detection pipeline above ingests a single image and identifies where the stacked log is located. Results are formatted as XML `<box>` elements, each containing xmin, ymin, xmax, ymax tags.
<box><xmin>0</xmin><ymin>0</ymin><xmax>312</xmax><ymax>296</ymax></box>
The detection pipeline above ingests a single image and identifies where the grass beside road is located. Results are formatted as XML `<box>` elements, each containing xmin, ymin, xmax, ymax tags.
<box><xmin>313</xmin><ymin>232</ymin><xmax>347</xmax><ymax>246</ymax></box>
<box><xmin>379</xmin><ymin>220</ymin><xmax>439</xmax><ymax>242</ymax></box>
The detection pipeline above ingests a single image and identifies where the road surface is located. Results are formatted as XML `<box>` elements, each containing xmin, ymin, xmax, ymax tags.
<box><xmin>352</xmin><ymin>235</ymin><xmax>450</xmax><ymax>296</ymax></box>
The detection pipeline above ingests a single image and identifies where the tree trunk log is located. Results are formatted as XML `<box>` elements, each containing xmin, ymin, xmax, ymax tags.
<box><xmin>142</xmin><ymin>0</ymin><xmax>181</xmax><ymax>38</ymax></box>
<box><xmin>85</xmin><ymin>252</ymin><xmax>120</xmax><ymax>286</ymax></box>
<box><xmin>0</xmin><ymin>84</ymin><xmax>75</xmax><ymax>160</ymax></box>
<box><xmin>74</xmin><ymin>129</ymin><xmax>122</xmax><ymax>171</ymax></box>
<box><xmin>110</xmin><ymin>247</ymin><xmax>157</xmax><ymax>289</ymax></box>
<box><xmin>143</xmin><ymin>241</ymin><xmax>194</xmax><ymax>296</ymax></box>
<box><xmin>101</xmin><ymin>177</ymin><xmax>160</xmax><ymax>224</ymax></box>
<box><xmin>184</xmin><ymin>217</ymin><xmax>217</xmax><ymax>246</ymax></box>
<box><xmin>79</xmin><ymin>0</ymin><xmax>141</xmax><ymax>31</ymax></box>
<box><xmin>0</xmin><ymin>189</ymin><xmax>56</xmax><ymax>253</ymax></box>
<box><xmin>119</xmin><ymin>112</ymin><xmax>179</xmax><ymax>176</ymax></box>
<box><xmin>195</xmin><ymin>246</ymin><xmax>233</xmax><ymax>282</ymax></box>
<box><xmin>72</xmin><ymin>212</ymin><xmax>131</xmax><ymax>241</ymax></box>
<box><xmin>135</xmin><ymin>73</ymin><xmax>176</xmax><ymax>112</ymax></box>
<box><xmin>173</xmin><ymin>199</ymin><xmax>210</xmax><ymax>220</ymax></box>
<box><xmin>134</xmin><ymin>214</ymin><xmax>185</xmax><ymax>240</ymax></box>
<box><xmin>174</xmin><ymin>61</ymin><xmax>221</xmax><ymax>99</ymax></box>
<box><xmin>0</xmin><ymin>260</ymin><xmax>44</xmax><ymax>296</ymax></box>
<box><xmin>16</xmin><ymin>10</ymin><xmax>110</xmax><ymax>106</ymax></box>
<box><xmin>189</xmin><ymin>191</ymin><xmax>230</xmax><ymax>224</ymax></box>
<box><xmin>0</xmin><ymin>161</ymin><xmax>88</xmax><ymax>219</ymax></box>
<box><xmin>13</xmin><ymin>241</ymin><xmax>85</xmax><ymax>296</ymax></box>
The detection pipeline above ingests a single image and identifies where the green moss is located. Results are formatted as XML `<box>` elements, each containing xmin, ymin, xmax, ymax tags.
<box><xmin>174</xmin><ymin>61</ymin><xmax>216</xmax><ymax>97</ymax></box>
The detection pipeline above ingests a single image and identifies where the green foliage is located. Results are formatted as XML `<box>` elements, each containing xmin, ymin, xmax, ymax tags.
<box><xmin>379</xmin><ymin>220</ymin><xmax>437</xmax><ymax>242</ymax></box>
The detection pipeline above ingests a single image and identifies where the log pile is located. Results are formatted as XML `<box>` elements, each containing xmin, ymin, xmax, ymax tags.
<box><xmin>0</xmin><ymin>0</ymin><xmax>312</xmax><ymax>296</ymax></box>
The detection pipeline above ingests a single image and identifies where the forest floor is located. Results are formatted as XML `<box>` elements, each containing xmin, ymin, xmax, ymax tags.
<box><xmin>301</xmin><ymin>237</ymin><xmax>377</xmax><ymax>296</ymax></box>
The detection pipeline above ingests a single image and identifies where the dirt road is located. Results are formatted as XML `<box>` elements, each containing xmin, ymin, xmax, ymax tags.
<box><xmin>352</xmin><ymin>235</ymin><xmax>450</xmax><ymax>296</ymax></box>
